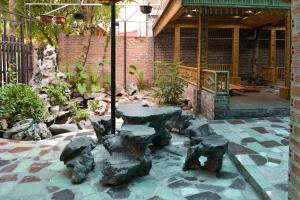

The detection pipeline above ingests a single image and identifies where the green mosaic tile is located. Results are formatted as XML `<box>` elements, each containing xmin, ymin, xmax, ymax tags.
<box><xmin>223</xmin><ymin>188</ymin><xmax>244</xmax><ymax>199</ymax></box>
<box><xmin>247</xmin><ymin>142</ymin><xmax>269</xmax><ymax>153</ymax></box>
<box><xmin>0</xmin><ymin>182</ymin><xmax>15</xmax><ymax>196</ymax></box>
<box><xmin>243</xmin><ymin>165</ymin><xmax>273</xmax><ymax>189</ymax></box>
<box><xmin>11</xmin><ymin>182</ymin><xmax>44</xmax><ymax>197</ymax></box>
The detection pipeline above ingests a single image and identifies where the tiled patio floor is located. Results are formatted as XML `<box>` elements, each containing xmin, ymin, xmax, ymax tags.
<box><xmin>0</xmin><ymin>129</ymin><xmax>261</xmax><ymax>200</ymax></box>
<box><xmin>209</xmin><ymin>117</ymin><xmax>290</xmax><ymax>200</ymax></box>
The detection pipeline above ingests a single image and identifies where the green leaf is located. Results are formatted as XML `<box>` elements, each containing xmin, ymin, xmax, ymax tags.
<box><xmin>129</xmin><ymin>65</ymin><xmax>137</xmax><ymax>71</ymax></box>
<box><xmin>77</xmin><ymin>83</ymin><xmax>87</xmax><ymax>95</ymax></box>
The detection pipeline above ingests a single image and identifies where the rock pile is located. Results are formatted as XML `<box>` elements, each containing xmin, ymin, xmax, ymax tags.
<box><xmin>101</xmin><ymin>125</ymin><xmax>156</xmax><ymax>185</ymax></box>
<box><xmin>29</xmin><ymin>45</ymin><xmax>70</xmax><ymax>110</ymax></box>
<box><xmin>3</xmin><ymin>119</ymin><xmax>52</xmax><ymax>141</ymax></box>
<box><xmin>60</xmin><ymin>137</ymin><xmax>97</xmax><ymax>184</ymax></box>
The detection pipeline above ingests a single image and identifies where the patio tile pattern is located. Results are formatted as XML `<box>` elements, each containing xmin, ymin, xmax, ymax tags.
<box><xmin>0</xmin><ymin>129</ymin><xmax>261</xmax><ymax>200</ymax></box>
<box><xmin>209</xmin><ymin>117</ymin><xmax>290</xmax><ymax>200</ymax></box>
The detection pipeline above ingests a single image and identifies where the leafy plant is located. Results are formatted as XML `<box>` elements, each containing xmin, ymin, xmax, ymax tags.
<box><xmin>88</xmin><ymin>100</ymin><xmax>100</xmax><ymax>112</ymax></box>
<box><xmin>129</xmin><ymin>64</ymin><xmax>148</xmax><ymax>90</ymax></box>
<box><xmin>65</xmin><ymin>62</ymin><xmax>102</xmax><ymax>95</ymax></box>
<box><xmin>0</xmin><ymin>83</ymin><xmax>47</xmax><ymax>125</ymax></box>
<box><xmin>8</xmin><ymin>63</ymin><xmax>18</xmax><ymax>84</ymax></box>
<box><xmin>43</xmin><ymin>78</ymin><xmax>69</xmax><ymax>106</ymax></box>
<box><xmin>69</xmin><ymin>101</ymin><xmax>89</xmax><ymax>122</ymax></box>
<box><xmin>154</xmin><ymin>61</ymin><xmax>188</xmax><ymax>105</ymax></box>
<box><xmin>87</xmin><ymin>65</ymin><xmax>101</xmax><ymax>92</ymax></box>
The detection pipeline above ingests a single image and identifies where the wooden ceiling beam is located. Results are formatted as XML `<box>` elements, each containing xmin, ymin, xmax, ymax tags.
<box><xmin>153</xmin><ymin>0</ymin><xmax>182</xmax><ymax>37</ymax></box>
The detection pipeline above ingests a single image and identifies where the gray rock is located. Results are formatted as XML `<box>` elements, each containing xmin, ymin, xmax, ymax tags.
<box><xmin>102</xmin><ymin>153</ymin><xmax>152</xmax><ymax>186</ymax></box>
<box><xmin>49</xmin><ymin>124</ymin><xmax>79</xmax><ymax>135</ymax></box>
<box><xmin>60</xmin><ymin>137</ymin><xmax>97</xmax><ymax>184</ymax></box>
<box><xmin>103</xmin><ymin>125</ymin><xmax>156</xmax><ymax>157</ymax></box>
<box><xmin>77</xmin><ymin>119</ymin><xmax>93</xmax><ymax>130</ymax></box>
<box><xmin>90</xmin><ymin>116</ymin><xmax>112</xmax><ymax>143</ymax></box>
<box><xmin>101</xmin><ymin>125</ymin><xmax>156</xmax><ymax>185</ymax></box>
<box><xmin>181</xmin><ymin>119</ymin><xmax>212</xmax><ymax>138</ymax></box>
<box><xmin>183</xmin><ymin>135</ymin><xmax>228</xmax><ymax>173</ymax></box>
<box><xmin>4</xmin><ymin>119</ymin><xmax>51</xmax><ymax>141</ymax></box>
<box><xmin>116</xmin><ymin>103</ymin><xmax>182</xmax><ymax>147</ymax></box>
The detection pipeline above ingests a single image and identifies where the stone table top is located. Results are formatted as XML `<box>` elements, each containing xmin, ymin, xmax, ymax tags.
<box><xmin>116</xmin><ymin>103</ymin><xmax>182</xmax><ymax>121</ymax></box>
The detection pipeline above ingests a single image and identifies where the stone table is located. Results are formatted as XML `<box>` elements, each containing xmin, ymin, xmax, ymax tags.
<box><xmin>116</xmin><ymin>103</ymin><xmax>182</xmax><ymax>147</ymax></box>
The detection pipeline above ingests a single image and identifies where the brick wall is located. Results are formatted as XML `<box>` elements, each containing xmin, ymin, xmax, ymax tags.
<box><xmin>57</xmin><ymin>33</ymin><xmax>154</xmax><ymax>87</ymax></box>
<box><xmin>289</xmin><ymin>1</ymin><xmax>300</xmax><ymax>199</ymax></box>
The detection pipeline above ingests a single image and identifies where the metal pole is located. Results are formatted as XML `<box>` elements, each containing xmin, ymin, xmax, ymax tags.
<box><xmin>124</xmin><ymin>21</ymin><xmax>127</xmax><ymax>89</ymax></box>
<box><xmin>111</xmin><ymin>3</ymin><xmax>116</xmax><ymax>134</ymax></box>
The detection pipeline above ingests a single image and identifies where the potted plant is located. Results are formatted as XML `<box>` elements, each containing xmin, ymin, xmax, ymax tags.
<box><xmin>40</xmin><ymin>15</ymin><xmax>53</xmax><ymax>23</ymax></box>
<box><xmin>73</xmin><ymin>12</ymin><xmax>85</xmax><ymax>20</ymax></box>
<box><xmin>54</xmin><ymin>16</ymin><xmax>66</xmax><ymax>24</ymax></box>
<box><xmin>140</xmin><ymin>2</ymin><xmax>152</xmax><ymax>14</ymax></box>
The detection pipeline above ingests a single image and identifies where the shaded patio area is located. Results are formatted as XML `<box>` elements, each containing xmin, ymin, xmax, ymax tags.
<box><xmin>0</xmin><ymin>125</ymin><xmax>260</xmax><ymax>200</ymax></box>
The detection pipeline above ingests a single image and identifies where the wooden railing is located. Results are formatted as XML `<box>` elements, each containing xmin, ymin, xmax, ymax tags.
<box><xmin>276</xmin><ymin>67</ymin><xmax>285</xmax><ymax>81</ymax></box>
<box><xmin>263</xmin><ymin>67</ymin><xmax>285</xmax><ymax>82</ymax></box>
<box><xmin>178</xmin><ymin>65</ymin><xmax>198</xmax><ymax>86</ymax></box>
<box><xmin>207</xmin><ymin>64</ymin><xmax>231</xmax><ymax>72</ymax></box>
<box><xmin>202</xmin><ymin>69</ymin><xmax>229</xmax><ymax>95</ymax></box>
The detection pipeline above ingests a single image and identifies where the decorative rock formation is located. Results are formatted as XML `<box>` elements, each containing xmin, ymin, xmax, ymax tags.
<box><xmin>181</xmin><ymin>119</ymin><xmax>212</xmax><ymax>138</ymax></box>
<box><xmin>3</xmin><ymin>119</ymin><xmax>52</xmax><ymax>141</ymax></box>
<box><xmin>60</xmin><ymin>137</ymin><xmax>97</xmax><ymax>184</ymax></box>
<box><xmin>49</xmin><ymin>124</ymin><xmax>79</xmax><ymax>135</ymax></box>
<box><xmin>116</xmin><ymin>103</ymin><xmax>182</xmax><ymax>147</ymax></box>
<box><xmin>90</xmin><ymin>116</ymin><xmax>112</xmax><ymax>143</ymax></box>
<box><xmin>101</xmin><ymin>125</ymin><xmax>156</xmax><ymax>186</ymax></box>
<box><xmin>183</xmin><ymin>135</ymin><xmax>229</xmax><ymax>173</ymax></box>
<box><xmin>29</xmin><ymin>45</ymin><xmax>70</xmax><ymax>110</ymax></box>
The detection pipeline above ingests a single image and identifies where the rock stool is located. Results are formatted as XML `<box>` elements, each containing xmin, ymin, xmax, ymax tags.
<box><xmin>183</xmin><ymin>135</ymin><xmax>228</xmax><ymax>173</ymax></box>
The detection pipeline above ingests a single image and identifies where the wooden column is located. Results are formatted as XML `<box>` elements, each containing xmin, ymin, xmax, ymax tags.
<box><xmin>174</xmin><ymin>25</ymin><xmax>181</xmax><ymax>63</ymax></box>
<box><xmin>280</xmin><ymin>10</ymin><xmax>291</xmax><ymax>99</ymax></box>
<box><xmin>197</xmin><ymin>14</ymin><xmax>208</xmax><ymax>89</ymax></box>
<box><xmin>269</xmin><ymin>29</ymin><xmax>277</xmax><ymax>82</ymax></box>
<box><xmin>231</xmin><ymin>26</ymin><xmax>241</xmax><ymax>84</ymax></box>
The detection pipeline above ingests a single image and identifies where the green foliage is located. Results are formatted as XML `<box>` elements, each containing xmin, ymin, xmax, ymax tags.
<box><xmin>66</xmin><ymin>62</ymin><xmax>101</xmax><ymax>95</ymax></box>
<box><xmin>1</xmin><ymin>0</ymin><xmax>121</xmax><ymax>46</ymax></box>
<box><xmin>88</xmin><ymin>100</ymin><xmax>100</xmax><ymax>113</ymax></box>
<box><xmin>8</xmin><ymin>63</ymin><xmax>18</xmax><ymax>84</ymax></box>
<box><xmin>69</xmin><ymin>101</ymin><xmax>89</xmax><ymax>122</ymax></box>
<box><xmin>129</xmin><ymin>64</ymin><xmax>147</xmax><ymax>90</ymax></box>
<box><xmin>154</xmin><ymin>61</ymin><xmax>188</xmax><ymax>105</ymax></box>
<box><xmin>42</xmin><ymin>78</ymin><xmax>69</xmax><ymax>106</ymax></box>
<box><xmin>0</xmin><ymin>83</ymin><xmax>47</xmax><ymax>124</ymax></box>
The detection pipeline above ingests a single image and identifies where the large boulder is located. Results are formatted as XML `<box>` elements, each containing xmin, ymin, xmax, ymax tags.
<box><xmin>60</xmin><ymin>137</ymin><xmax>97</xmax><ymax>184</ymax></box>
<box><xmin>49</xmin><ymin>124</ymin><xmax>79</xmax><ymax>135</ymax></box>
<box><xmin>116</xmin><ymin>103</ymin><xmax>182</xmax><ymax>147</ymax></box>
<box><xmin>183</xmin><ymin>135</ymin><xmax>229</xmax><ymax>173</ymax></box>
<box><xmin>101</xmin><ymin>125</ymin><xmax>156</xmax><ymax>186</ymax></box>
<box><xmin>3</xmin><ymin>119</ymin><xmax>51</xmax><ymax>141</ymax></box>
<box><xmin>101</xmin><ymin>153</ymin><xmax>152</xmax><ymax>186</ymax></box>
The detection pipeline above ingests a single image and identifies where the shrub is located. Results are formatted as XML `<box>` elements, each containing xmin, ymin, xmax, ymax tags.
<box><xmin>154</xmin><ymin>61</ymin><xmax>188</xmax><ymax>105</ymax></box>
<box><xmin>43</xmin><ymin>78</ymin><xmax>69</xmax><ymax>106</ymax></box>
<box><xmin>129</xmin><ymin>65</ymin><xmax>148</xmax><ymax>90</ymax></box>
<box><xmin>69</xmin><ymin>101</ymin><xmax>89</xmax><ymax>122</ymax></box>
<box><xmin>65</xmin><ymin>62</ymin><xmax>102</xmax><ymax>95</ymax></box>
<box><xmin>0</xmin><ymin>84</ymin><xmax>47</xmax><ymax>124</ymax></box>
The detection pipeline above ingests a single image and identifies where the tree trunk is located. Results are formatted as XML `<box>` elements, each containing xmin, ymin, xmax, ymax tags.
<box><xmin>9</xmin><ymin>0</ymin><xmax>17</xmax><ymax>36</ymax></box>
